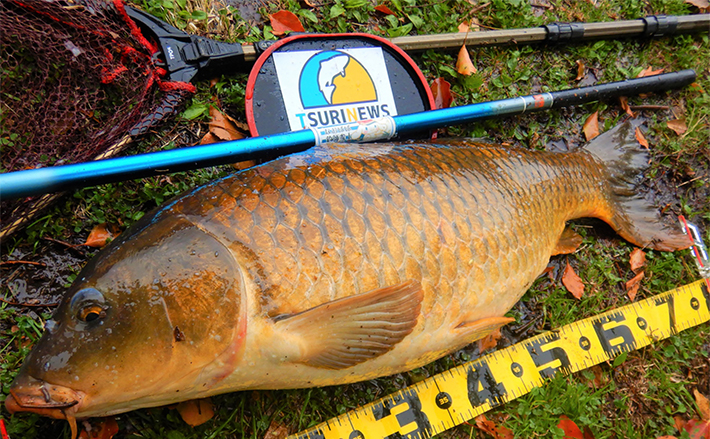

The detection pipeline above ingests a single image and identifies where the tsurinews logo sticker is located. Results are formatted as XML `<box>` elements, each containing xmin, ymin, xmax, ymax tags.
<box><xmin>273</xmin><ymin>47</ymin><xmax>398</xmax><ymax>130</ymax></box>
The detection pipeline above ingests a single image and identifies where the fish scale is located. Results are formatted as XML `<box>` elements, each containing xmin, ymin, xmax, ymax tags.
<box><xmin>192</xmin><ymin>141</ymin><xmax>598</xmax><ymax>320</ymax></box>
<box><xmin>6</xmin><ymin>122</ymin><xmax>691</xmax><ymax>424</ymax></box>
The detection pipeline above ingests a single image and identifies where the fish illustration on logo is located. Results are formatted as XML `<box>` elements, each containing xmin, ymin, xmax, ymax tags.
<box><xmin>300</xmin><ymin>50</ymin><xmax>377</xmax><ymax>108</ymax></box>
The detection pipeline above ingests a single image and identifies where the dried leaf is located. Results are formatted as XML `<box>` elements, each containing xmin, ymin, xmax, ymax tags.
<box><xmin>619</xmin><ymin>96</ymin><xmax>634</xmax><ymax>117</ymax></box>
<box><xmin>477</xmin><ymin>328</ymin><xmax>503</xmax><ymax>352</ymax></box>
<box><xmin>199</xmin><ymin>132</ymin><xmax>221</xmax><ymax>145</ymax></box>
<box><xmin>637</xmin><ymin>66</ymin><xmax>665</xmax><ymax>78</ymax></box>
<box><xmin>583</xmin><ymin>111</ymin><xmax>599</xmax><ymax>141</ymax></box>
<box><xmin>695</xmin><ymin>389</ymin><xmax>710</xmax><ymax>421</ymax></box>
<box><xmin>635</xmin><ymin>127</ymin><xmax>649</xmax><ymax>149</ymax></box>
<box><xmin>176</xmin><ymin>398</ymin><xmax>215</xmax><ymax>427</ymax></box>
<box><xmin>78</xmin><ymin>418</ymin><xmax>119</xmax><ymax>439</ymax></box>
<box><xmin>583</xmin><ymin>365</ymin><xmax>607</xmax><ymax>389</ymax></box>
<box><xmin>474</xmin><ymin>414</ymin><xmax>514</xmax><ymax>439</ymax></box>
<box><xmin>263</xmin><ymin>420</ymin><xmax>290</xmax><ymax>439</ymax></box>
<box><xmin>456</xmin><ymin>44</ymin><xmax>476</xmax><ymax>76</ymax></box>
<box><xmin>684</xmin><ymin>418</ymin><xmax>710</xmax><ymax>439</ymax></box>
<box><xmin>458</xmin><ymin>21</ymin><xmax>470</xmax><ymax>32</ymax></box>
<box><xmin>676</xmin><ymin>415</ymin><xmax>688</xmax><ymax>432</ymax></box>
<box><xmin>84</xmin><ymin>223</ymin><xmax>115</xmax><ymax>248</ymax></box>
<box><xmin>575</xmin><ymin>60</ymin><xmax>585</xmax><ymax>81</ymax></box>
<box><xmin>558</xmin><ymin>415</ymin><xmax>584</xmax><ymax>439</ymax></box>
<box><xmin>269</xmin><ymin>10</ymin><xmax>305</xmax><ymax>36</ymax></box>
<box><xmin>685</xmin><ymin>0</ymin><xmax>710</xmax><ymax>12</ymax></box>
<box><xmin>430</xmin><ymin>77</ymin><xmax>453</xmax><ymax>109</ymax></box>
<box><xmin>374</xmin><ymin>4</ymin><xmax>396</xmax><ymax>15</ymax></box>
<box><xmin>562</xmin><ymin>261</ymin><xmax>585</xmax><ymax>300</ymax></box>
<box><xmin>626</xmin><ymin>271</ymin><xmax>645</xmax><ymax>302</ymax></box>
<box><xmin>629</xmin><ymin>248</ymin><xmax>646</xmax><ymax>272</ymax></box>
<box><xmin>201</xmin><ymin>106</ymin><xmax>246</xmax><ymax>144</ymax></box>
<box><xmin>667</xmin><ymin>119</ymin><xmax>688</xmax><ymax>136</ymax></box>
<box><xmin>656</xmin><ymin>436</ymin><xmax>678</xmax><ymax>439</ymax></box>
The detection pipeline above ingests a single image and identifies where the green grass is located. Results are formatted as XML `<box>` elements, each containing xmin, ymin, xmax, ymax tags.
<box><xmin>1</xmin><ymin>0</ymin><xmax>709</xmax><ymax>438</ymax></box>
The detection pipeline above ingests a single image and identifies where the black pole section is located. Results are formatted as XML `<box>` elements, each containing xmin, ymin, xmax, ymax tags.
<box><xmin>549</xmin><ymin>69</ymin><xmax>697</xmax><ymax>108</ymax></box>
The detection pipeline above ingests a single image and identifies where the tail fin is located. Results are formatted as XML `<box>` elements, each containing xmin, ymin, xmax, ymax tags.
<box><xmin>584</xmin><ymin>119</ymin><xmax>689</xmax><ymax>251</ymax></box>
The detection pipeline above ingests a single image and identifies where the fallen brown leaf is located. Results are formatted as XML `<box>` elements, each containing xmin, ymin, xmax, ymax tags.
<box><xmin>269</xmin><ymin>10</ymin><xmax>305</xmax><ymax>36</ymax></box>
<box><xmin>263</xmin><ymin>420</ymin><xmax>290</xmax><ymax>439</ymax></box>
<box><xmin>685</xmin><ymin>0</ymin><xmax>710</xmax><ymax>12</ymax></box>
<box><xmin>208</xmin><ymin>106</ymin><xmax>245</xmax><ymax>141</ymax></box>
<box><xmin>374</xmin><ymin>4</ymin><xmax>396</xmax><ymax>15</ymax></box>
<box><xmin>626</xmin><ymin>271</ymin><xmax>644</xmax><ymax>302</ymax></box>
<box><xmin>456</xmin><ymin>44</ymin><xmax>476</xmax><ymax>76</ymax></box>
<box><xmin>477</xmin><ymin>328</ymin><xmax>503</xmax><ymax>352</ymax></box>
<box><xmin>84</xmin><ymin>223</ymin><xmax>115</xmax><ymax>248</ymax></box>
<box><xmin>558</xmin><ymin>415</ymin><xmax>585</xmax><ymax>439</ymax></box>
<box><xmin>583</xmin><ymin>111</ymin><xmax>599</xmax><ymax>141</ymax></box>
<box><xmin>629</xmin><ymin>248</ymin><xmax>646</xmax><ymax>272</ymax></box>
<box><xmin>78</xmin><ymin>418</ymin><xmax>119</xmax><ymax>439</ymax></box>
<box><xmin>199</xmin><ymin>132</ymin><xmax>221</xmax><ymax>145</ymax></box>
<box><xmin>474</xmin><ymin>414</ymin><xmax>514</xmax><ymax>439</ymax></box>
<box><xmin>430</xmin><ymin>77</ymin><xmax>453</xmax><ymax>109</ymax></box>
<box><xmin>637</xmin><ymin>66</ymin><xmax>665</xmax><ymax>78</ymax></box>
<box><xmin>562</xmin><ymin>261</ymin><xmax>585</xmax><ymax>300</ymax></box>
<box><xmin>635</xmin><ymin>127</ymin><xmax>649</xmax><ymax>149</ymax></box>
<box><xmin>695</xmin><ymin>389</ymin><xmax>710</xmax><ymax>421</ymax></box>
<box><xmin>458</xmin><ymin>21</ymin><xmax>470</xmax><ymax>32</ymax></box>
<box><xmin>619</xmin><ymin>96</ymin><xmax>634</xmax><ymax>117</ymax></box>
<box><xmin>667</xmin><ymin>119</ymin><xmax>688</xmax><ymax>136</ymax></box>
<box><xmin>176</xmin><ymin>398</ymin><xmax>215</xmax><ymax>427</ymax></box>
<box><xmin>575</xmin><ymin>60</ymin><xmax>585</xmax><ymax>81</ymax></box>
<box><xmin>683</xmin><ymin>418</ymin><xmax>710</xmax><ymax>439</ymax></box>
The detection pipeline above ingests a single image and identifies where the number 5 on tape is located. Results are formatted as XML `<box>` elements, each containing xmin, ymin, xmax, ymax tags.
<box><xmin>291</xmin><ymin>280</ymin><xmax>710</xmax><ymax>439</ymax></box>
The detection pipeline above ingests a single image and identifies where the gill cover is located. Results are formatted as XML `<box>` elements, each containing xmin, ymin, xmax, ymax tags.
<box><xmin>12</xmin><ymin>215</ymin><xmax>243</xmax><ymax>416</ymax></box>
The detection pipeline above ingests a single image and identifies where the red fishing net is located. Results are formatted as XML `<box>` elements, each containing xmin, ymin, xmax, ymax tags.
<box><xmin>0</xmin><ymin>0</ymin><xmax>196</xmax><ymax>238</ymax></box>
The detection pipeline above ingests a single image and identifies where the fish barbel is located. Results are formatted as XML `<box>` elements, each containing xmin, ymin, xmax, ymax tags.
<box><xmin>6</xmin><ymin>121</ymin><xmax>688</xmax><ymax>435</ymax></box>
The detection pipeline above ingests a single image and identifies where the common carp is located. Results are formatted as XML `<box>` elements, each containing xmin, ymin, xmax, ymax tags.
<box><xmin>5</xmin><ymin>121</ymin><xmax>688</xmax><ymax>436</ymax></box>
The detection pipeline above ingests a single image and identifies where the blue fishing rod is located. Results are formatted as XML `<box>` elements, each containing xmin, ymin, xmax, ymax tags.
<box><xmin>0</xmin><ymin>69</ymin><xmax>696</xmax><ymax>199</ymax></box>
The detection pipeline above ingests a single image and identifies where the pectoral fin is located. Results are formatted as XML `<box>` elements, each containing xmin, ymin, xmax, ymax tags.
<box><xmin>455</xmin><ymin>316</ymin><xmax>514</xmax><ymax>342</ymax></box>
<box><xmin>552</xmin><ymin>227</ymin><xmax>584</xmax><ymax>255</ymax></box>
<box><xmin>275</xmin><ymin>280</ymin><xmax>423</xmax><ymax>369</ymax></box>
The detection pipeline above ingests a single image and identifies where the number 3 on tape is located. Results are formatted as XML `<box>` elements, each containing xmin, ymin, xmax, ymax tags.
<box><xmin>292</xmin><ymin>279</ymin><xmax>710</xmax><ymax>439</ymax></box>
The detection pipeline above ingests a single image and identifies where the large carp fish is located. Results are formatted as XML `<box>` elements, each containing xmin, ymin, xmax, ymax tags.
<box><xmin>6</xmin><ymin>121</ymin><xmax>688</xmax><ymax>435</ymax></box>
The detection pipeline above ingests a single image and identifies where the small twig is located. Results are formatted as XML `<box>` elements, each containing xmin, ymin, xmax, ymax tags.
<box><xmin>0</xmin><ymin>296</ymin><xmax>59</xmax><ymax>307</ymax></box>
<box><xmin>0</xmin><ymin>260</ymin><xmax>46</xmax><ymax>267</ymax></box>
<box><xmin>678</xmin><ymin>176</ymin><xmax>704</xmax><ymax>187</ymax></box>
<box><xmin>628</xmin><ymin>105</ymin><xmax>670</xmax><ymax>111</ymax></box>
<box><xmin>42</xmin><ymin>237</ymin><xmax>82</xmax><ymax>249</ymax></box>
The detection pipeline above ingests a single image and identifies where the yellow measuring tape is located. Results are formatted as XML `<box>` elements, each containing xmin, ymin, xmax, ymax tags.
<box><xmin>291</xmin><ymin>279</ymin><xmax>710</xmax><ymax>439</ymax></box>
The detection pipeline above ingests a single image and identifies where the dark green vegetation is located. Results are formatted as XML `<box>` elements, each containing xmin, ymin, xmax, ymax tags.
<box><xmin>1</xmin><ymin>0</ymin><xmax>708</xmax><ymax>438</ymax></box>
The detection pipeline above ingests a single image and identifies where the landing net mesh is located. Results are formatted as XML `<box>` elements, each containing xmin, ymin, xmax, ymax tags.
<box><xmin>0</xmin><ymin>0</ymin><xmax>195</xmax><ymax>238</ymax></box>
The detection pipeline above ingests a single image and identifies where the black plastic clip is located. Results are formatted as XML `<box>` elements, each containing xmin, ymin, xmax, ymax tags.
<box><xmin>125</xmin><ymin>7</ymin><xmax>246</xmax><ymax>83</ymax></box>
<box><xmin>642</xmin><ymin>15</ymin><xmax>679</xmax><ymax>37</ymax></box>
<box><xmin>543</xmin><ymin>22</ymin><xmax>585</xmax><ymax>42</ymax></box>
<box><xmin>253</xmin><ymin>40</ymin><xmax>276</xmax><ymax>56</ymax></box>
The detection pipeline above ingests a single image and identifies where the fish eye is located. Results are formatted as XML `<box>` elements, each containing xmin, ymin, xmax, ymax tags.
<box><xmin>70</xmin><ymin>288</ymin><xmax>107</xmax><ymax>323</ymax></box>
<box><xmin>78</xmin><ymin>305</ymin><xmax>105</xmax><ymax>322</ymax></box>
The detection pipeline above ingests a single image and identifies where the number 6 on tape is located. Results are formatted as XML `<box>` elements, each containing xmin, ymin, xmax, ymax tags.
<box><xmin>291</xmin><ymin>280</ymin><xmax>710</xmax><ymax>439</ymax></box>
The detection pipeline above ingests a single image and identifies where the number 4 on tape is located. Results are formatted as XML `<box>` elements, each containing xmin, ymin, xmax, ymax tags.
<box><xmin>291</xmin><ymin>280</ymin><xmax>710</xmax><ymax>439</ymax></box>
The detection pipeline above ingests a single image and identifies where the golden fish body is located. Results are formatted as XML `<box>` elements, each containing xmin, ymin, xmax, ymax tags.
<box><xmin>6</xmin><ymin>122</ymin><xmax>686</xmax><ymax>426</ymax></box>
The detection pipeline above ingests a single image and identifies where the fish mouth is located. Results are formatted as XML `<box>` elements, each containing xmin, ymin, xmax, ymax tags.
<box><xmin>5</xmin><ymin>374</ymin><xmax>84</xmax><ymax>438</ymax></box>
